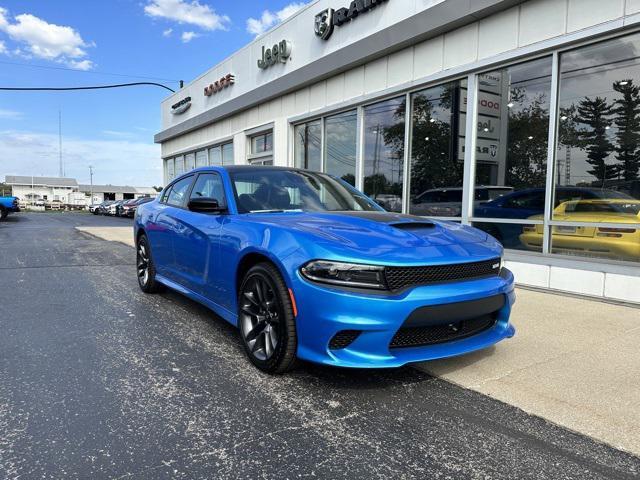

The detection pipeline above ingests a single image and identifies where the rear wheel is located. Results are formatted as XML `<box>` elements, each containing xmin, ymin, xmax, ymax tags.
<box><xmin>136</xmin><ymin>235</ymin><xmax>161</xmax><ymax>293</ymax></box>
<box><xmin>238</xmin><ymin>263</ymin><xmax>297</xmax><ymax>374</ymax></box>
<box><xmin>0</xmin><ymin>207</ymin><xmax>7</xmax><ymax>220</ymax></box>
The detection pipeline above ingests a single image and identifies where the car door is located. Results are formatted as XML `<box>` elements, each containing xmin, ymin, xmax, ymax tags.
<box><xmin>146</xmin><ymin>175</ymin><xmax>194</xmax><ymax>279</ymax></box>
<box><xmin>170</xmin><ymin>172</ymin><xmax>227</xmax><ymax>297</ymax></box>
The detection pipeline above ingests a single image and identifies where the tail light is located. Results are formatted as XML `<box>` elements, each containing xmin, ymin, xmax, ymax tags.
<box><xmin>597</xmin><ymin>227</ymin><xmax>636</xmax><ymax>238</ymax></box>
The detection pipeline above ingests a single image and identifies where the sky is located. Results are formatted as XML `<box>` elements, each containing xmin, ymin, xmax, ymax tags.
<box><xmin>0</xmin><ymin>0</ymin><xmax>309</xmax><ymax>187</ymax></box>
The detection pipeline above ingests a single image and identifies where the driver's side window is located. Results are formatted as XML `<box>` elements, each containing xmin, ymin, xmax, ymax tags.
<box><xmin>166</xmin><ymin>176</ymin><xmax>194</xmax><ymax>207</ymax></box>
<box><xmin>190</xmin><ymin>173</ymin><xmax>226</xmax><ymax>207</ymax></box>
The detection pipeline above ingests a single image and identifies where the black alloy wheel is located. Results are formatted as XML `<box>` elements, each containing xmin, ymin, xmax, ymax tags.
<box><xmin>238</xmin><ymin>263</ymin><xmax>297</xmax><ymax>374</ymax></box>
<box><xmin>136</xmin><ymin>235</ymin><xmax>161</xmax><ymax>293</ymax></box>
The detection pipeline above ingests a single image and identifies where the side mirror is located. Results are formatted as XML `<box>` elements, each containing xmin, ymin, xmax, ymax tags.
<box><xmin>188</xmin><ymin>197</ymin><xmax>225</xmax><ymax>213</ymax></box>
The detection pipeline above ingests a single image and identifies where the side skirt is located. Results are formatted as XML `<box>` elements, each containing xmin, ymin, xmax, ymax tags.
<box><xmin>155</xmin><ymin>274</ymin><xmax>238</xmax><ymax>327</ymax></box>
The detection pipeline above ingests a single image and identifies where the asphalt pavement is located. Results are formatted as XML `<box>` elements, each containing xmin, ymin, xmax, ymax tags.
<box><xmin>1</xmin><ymin>212</ymin><xmax>639</xmax><ymax>479</ymax></box>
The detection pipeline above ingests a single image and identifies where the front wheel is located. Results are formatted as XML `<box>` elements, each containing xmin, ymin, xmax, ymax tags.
<box><xmin>238</xmin><ymin>263</ymin><xmax>297</xmax><ymax>374</ymax></box>
<box><xmin>0</xmin><ymin>208</ymin><xmax>6</xmax><ymax>220</ymax></box>
<box><xmin>136</xmin><ymin>235</ymin><xmax>161</xmax><ymax>293</ymax></box>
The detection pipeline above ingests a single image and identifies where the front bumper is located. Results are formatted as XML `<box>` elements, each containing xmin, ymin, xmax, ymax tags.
<box><xmin>291</xmin><ymin>269</ymin><xmax>516</xmax><ymax>368</ymax></box>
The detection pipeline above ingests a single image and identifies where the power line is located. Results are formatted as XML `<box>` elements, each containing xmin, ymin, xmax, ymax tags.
<box><xmin>0</xmin><ymin>59</ymin><xmax>181</xmax><ymax>83</ymax></box>
<box><xmin>0</xmin><ymin>81</ymin><xmax>176</xmax><ymax>93</ymax></box>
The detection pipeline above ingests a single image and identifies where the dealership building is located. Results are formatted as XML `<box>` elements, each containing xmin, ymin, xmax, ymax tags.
<box><xmin>156</xmin><ymin>0</ymin><xmax>640</xmax><ymax>304</ymax></box>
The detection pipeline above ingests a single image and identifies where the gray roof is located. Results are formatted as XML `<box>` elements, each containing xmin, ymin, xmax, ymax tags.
<box><xmin>5</xmin><ymin>175</ymin><xmax>78</xmax><ymax>187</ymax></box>
<box><xmin>78</xmin><ymin>184</ymin><xmax>157</xmax><ymax>195</ymax></box>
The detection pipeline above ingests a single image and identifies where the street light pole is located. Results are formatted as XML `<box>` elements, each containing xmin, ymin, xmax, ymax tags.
<box><xmin>89</xmin><ymin>165</ymin><xmax>94</xmax><ymax>205</ymax></box>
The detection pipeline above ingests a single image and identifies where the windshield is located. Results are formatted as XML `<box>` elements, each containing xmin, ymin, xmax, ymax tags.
<box><xmin>231</xmin><ymin>169</ymin><xmax>382</xmax><ymax>213</ymax></box>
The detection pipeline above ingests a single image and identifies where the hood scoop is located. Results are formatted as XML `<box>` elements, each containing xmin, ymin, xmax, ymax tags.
<box><xmin>389</xmin><ymin>221</ymin><xmax>435</xmax><ymax>231</ymax></box>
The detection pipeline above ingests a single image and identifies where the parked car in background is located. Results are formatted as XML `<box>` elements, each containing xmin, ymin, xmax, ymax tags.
<box><xmin>134</xmin><ymin>166</ymin><xmax>515</xmax><ymax>374</ymax></box>
<box><xmin>123</xmin><ymin>197</ymin><xmax>154</xmax><ymax>218</ymax></box>
<box><xmin>88</xmin><ymin>203</ymin><xmax>101</xmax><ymax>214</ymax></box>
<box><xmin>411</xmin><ymin>186</ymin><xmax>512</xmax><ymax>217</ymax></box>
<box><xmin>520</xmin><ymin>199</ymin><xmax>640</xmax><ymax>261</ymax></box>
<box><xmin>0</xmin><ymin>196</ymin><xmax>20</xmax><ymax>221</ymax></box>
<box><xmin>474</xmin><ymin>187</ymin><xmax>633</xmax><ymax>247</ymax></box>
<box><xmin>95</xmin><ymin>200</ymin><xmax>115</xmax><ymax>215</ymax></box>
<box><xmin>106</xmin><ymin>200</ymin><xmax>124</xmax><ymax>216</ymax></box>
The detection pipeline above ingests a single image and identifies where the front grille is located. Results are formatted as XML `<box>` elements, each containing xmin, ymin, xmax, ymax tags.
<box><xmin>329</xmin><ymin>330</ymin><xmax>361</xmax><ymax>350</ymax></box>
<box><xmin>384</xmin><ymin>258</ymin><xmax>500</xmax><ymax>291</ymax></box>
<box><xmin>389</xmin><ymin>314</ymin><xmax>496</xmax><ymax>349</ymax></box>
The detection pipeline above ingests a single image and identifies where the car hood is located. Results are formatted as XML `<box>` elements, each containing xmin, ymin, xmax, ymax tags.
<box><xmin>245</xmin><ymin>211</ymin><xmax>498</xmax><ymax>261</ymax></box>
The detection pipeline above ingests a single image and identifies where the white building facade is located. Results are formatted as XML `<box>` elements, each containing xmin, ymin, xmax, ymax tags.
<box><xmin>156</xmin><ymin>0</ymin><xmax>640</xmax><ymax>304</ymax></box>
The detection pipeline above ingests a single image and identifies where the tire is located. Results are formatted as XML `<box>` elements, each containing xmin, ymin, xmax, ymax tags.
<box><xmin>136</xmin><ymin>235</ymin><xmax>161</xmax><ymax>293</ymax></box>
<box><xmin>0</xmin><ymin>207</ymin><xmax>6</xmax><ymax>220</ymax></box>
<box><xmin>238</xmin><ymin>263</ymin><xmax>297</xmax><ymax>374</ymax></box>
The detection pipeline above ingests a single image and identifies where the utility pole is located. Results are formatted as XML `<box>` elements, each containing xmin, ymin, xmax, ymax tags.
<box><xmin>89</xmin><ymin>165</ymin><xmax>94</xmax><ymax>204</ymax></box>
<box><xmin>58</xmin><ymin>109</ymin><xmax>64</xmax><ymax>177</ymax></box>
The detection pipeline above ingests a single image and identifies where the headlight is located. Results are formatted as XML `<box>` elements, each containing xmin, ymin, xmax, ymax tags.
<box><xmin>300</xmin><ymin>260</ymin><xmax>386</xmax><ymax>290</ymax></box>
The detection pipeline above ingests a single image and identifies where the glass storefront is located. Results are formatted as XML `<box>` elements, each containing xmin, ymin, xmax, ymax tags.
<box><xmin>325</xmin><ymin>110</ymin><xmax>357</xmax><ymax>185</ymax></box>
<box><xmin>293</xmin><ymin>110</ymin><xmax>357</xmax><ymax>185</ymax></box>
<box><xmin>470</xmin><ymin>57</ymin><xmax>553</xmax><ymax>250</ymax></box>
<box><xmin>164</xmin><ymin>142</ymin><xmax>234</xmax><ymax>182</ymax></box>
<box><xmin>294</xmin><ymin>120</ymin><xmax>321</xmax><ymax>171</ymax></box>
<box><xmin>363</xmin><ymin>97</ymin><xmax>405</xmax><ymax>212</ymax></box>
<box><xmin>409</xmin><ymin>79</ymin><xmax>466</xmax><ymax>217</ymax></box>
<box><xmin>551</xmin><ymin>32</ymin><xmax>640</xmax><ymax>262</ymax></box>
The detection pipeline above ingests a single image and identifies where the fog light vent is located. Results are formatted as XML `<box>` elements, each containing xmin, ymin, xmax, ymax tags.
<box><xmin>329</xmin><ymin>330</ymin><xmax>361</xmax><ymax>350</ymax></box>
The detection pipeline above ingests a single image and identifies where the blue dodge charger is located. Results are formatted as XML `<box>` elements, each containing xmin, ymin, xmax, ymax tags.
<box><xmin>134</xmin><ymin>166</ymin><xmax>515</xmax><ymax>373</ymax></box>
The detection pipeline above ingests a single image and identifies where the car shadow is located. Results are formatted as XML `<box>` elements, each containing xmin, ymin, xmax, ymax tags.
<box><xmin>159</xmin><ymin>287</ymin><xmax>438</xmax><ymax>389</ymax></box>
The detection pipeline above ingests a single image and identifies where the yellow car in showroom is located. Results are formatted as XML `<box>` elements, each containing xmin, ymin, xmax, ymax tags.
<box><xmin>520</xmin><ymin>199</ymin><xmax>640</xmax><ymax>261</ymax></box>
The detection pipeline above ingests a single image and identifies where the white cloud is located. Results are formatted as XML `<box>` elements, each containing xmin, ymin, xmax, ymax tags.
<box><xmin>247</xmin><ymin>2</ymin><xmax>307</xmax><ymax>36</ymax></box>
<box><xmin>0</xmin><ymin>109</ymin><xmax>22</xmax><ymax>119</ymax></box>
<box><xmin>0</xmin><ymin>130</ymin><xmax>162</xmax><ymax>186</ymax></box>
<box><xmin>144</xmin><ymin>0</ymin><xmax>230</xmax><ymax>31</ymax></box>
<box><xmin>68</xmin><ymin>59</ymin><xmax>94</xmax><ymax>71</ymax></box>
<box><xmin>162</xmin><ymin>28</ymin><xmax>173</xmax><ymax>37</ymax></box>
<box><xmin>0</xmin><ymin>7</ymin><xmax>7</xmax><ymax>30</ymax></box>
<box><xmin>0</xmin><ymin>8</ymin><xmax>94</xmax><ymax>69</ymax></box>
<box><xmin>181</xmin><ymin>31</ymin><xmax>198</xmax><ymax>43</ymax></box>
<box><xmin>0</xmin><ymin>40</ymin><xmax>6</xmax><ymax>55</ymax></box>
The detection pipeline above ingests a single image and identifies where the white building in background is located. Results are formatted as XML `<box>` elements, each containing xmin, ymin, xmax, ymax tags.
<box><xmin>5</xmin><ymin>176</ymin><xmax>157</xmax><ymax>205</ymax></box>
<box><xmin>155</xmin><ymin>0</ymin><xmax>640</xmax><ymax>304</ymax></box>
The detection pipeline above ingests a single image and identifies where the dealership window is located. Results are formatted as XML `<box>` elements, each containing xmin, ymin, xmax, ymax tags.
<box><xmin>552</xmin><ymin>32</ymin><xmax>640</xmax><ymax>262</ymax></box>
<box><xmin>222</xmin><ymin>142</ymin><xmax>234</xmax><ymax>165</ymax></box>
<box><xmin>293</xmin><ymin>110</ymin><xmax>357</xmax><ymax>185</ymax></box>
<box><xmin>196</xmin><ymin>150</ymin><xmax>207</xmax><ymax>168</ymax></box>
<box><xmin>408</xmin><ymin>79</ymin><xmax>467</xmax><ymax>217</ymax></box>
<box><xmin>363</xmin><ymin>97</ymin><xmax>405</xmax><ymax>212</ymax></box>
<box><xmin>325</xmin><ymin>110</ymin><xmax>357</xmax><ymax>185</ymax></box>
<box><xmin>166</xmin><ymin>158</ymin><xmax>175</xmax><ymax>180</ymax></box>
<box><xmin>294</xmin><ymin>120</ymin><xmax>321</xmax><ymax>171</ymax></box>
<box><xmin>208</xmin><ymin>142</ymin><xmax>234</xmax><ymax>166</ymax></box>
<box><xmin>248</xmin><ymin>131</ymin><xmax>273</xmax><ymax>165</ymax></box>
<box><xmin>185</xmin><ymin>152</ymin><xmax>196</xmax><ymax>172</ymax></box>
<box><xmin>175</xmin><ymin>155</ymin><xmax>185</xmax><ymax>176</ymax></box>
<box><xmin>468</xmin><ymin>57</ymin><xmax>553</xmax><ymax>251</ymax></box>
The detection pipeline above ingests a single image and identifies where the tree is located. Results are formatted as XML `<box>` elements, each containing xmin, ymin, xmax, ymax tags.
<box><xmin>612</xmin><ymin>79</ymin><xmax>640</xmax><ymax>181</ymax></box>
<box><xmin>575</xmin><ymin>96</ymin><xmax>615</xmax><ymax>183</ymax></box>
<box><xmin>504</xmin><ymin>90</ymin><xmax>549</xmax><ymax>189</ymax></box>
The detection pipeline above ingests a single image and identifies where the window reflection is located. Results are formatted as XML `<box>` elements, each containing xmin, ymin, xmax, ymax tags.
<box><xmin>294</xmin><ymin>120</ymin><xmax>321</xmax><ymax>171</ymax></box>
<box><xmin>557</xmin><ymin>33</ymin><xmax>640</xmax><ymax>208</ymax></box>
<box><xmin>470</xmin><ymin>57</ymin><xmax>552</xmax><ymax>249</ymax></box>
<box><xmin>196</xmin><ymin>150</ymin><xmax>207</xmax><ymax>167</ymax></box>
<box><xmin>325</xmin><ymin>110</ymin><xmax>357</xmax><ymax>186</ymax></box>
<box><xmin>185</xmin><ymin>153</ymin><xmax>195</xmax><ymax>172</ymax></box>
<box><xmin>364</xmin><ymin>97</ymin><xmax>405</xmax><ymax>212</ymax></box>
<box><xmin>554</xmin><ymin>32</ymin><xmax>640</xmax><ymax>262</ymax></box>
<box><xmin>409</xmin><ymin>80</ymin><xmax>465</xmax><ymax>216</ymax></box>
